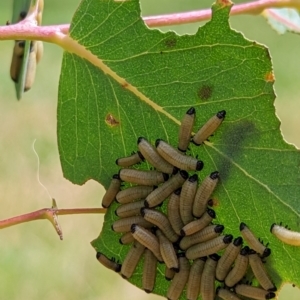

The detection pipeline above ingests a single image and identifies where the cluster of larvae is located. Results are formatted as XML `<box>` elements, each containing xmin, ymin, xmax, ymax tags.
<box><xmin>10</xmin><ymin>0</ymin><xmax>44</xmax><ymax>92</ymax></box>
<box><xmin>97</xmin><ymin>108</ymin><xmax>277</xmax><ymax>300</ymax></box>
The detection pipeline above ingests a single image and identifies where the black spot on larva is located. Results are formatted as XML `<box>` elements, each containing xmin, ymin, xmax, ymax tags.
<box><xmin>165</xmin><ymin>38</ymin><xmax>177</xmax><ymax>48</ymax></box>
<box><xmin>198</xmin><ymin>84</ymin><xmax>213</xmax><ymax>100</ymax></box>
<box><xmin>105</xmin><ymin>114</ymin><xmax>120</xmax><ymax>127</ymax></box>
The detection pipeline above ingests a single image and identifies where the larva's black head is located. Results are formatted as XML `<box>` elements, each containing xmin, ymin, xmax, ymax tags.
<box><xmin>200</xmin><ymin>256</ymin><xmax>207</xmax><ymax>262</ymax></box>
<box><xmin>140</xmin><ymin>207</ymin><xmax>146</xmax><ymax>217</ymax></box>
<box><xmin>189</xmin><ymin>174</ymin><xmax>198</xmax><ymax>183</ymax></box>
<box><xmin>262</xmin><ymin>247</ymin><xmax>271</xmax><ymax>258</ymax></box>
<box><xmin>179</xmin><ymin>170</ymin><xmax>189</xmax><ymax>179</ymax></box>
<box><xmin>96</xmin><ymin>252</ymin><xmax>102</xmax><ymax>259</ymax></box>
<box><xmin>210</xmin><ymin>171</ymin><xmax>219</xmax><ymax>180</ymax></box>
<box><xmin>186</xmin><ymin>107</ymin><xmax>196</xmax><ymax>115</ymax></box>
<box><xmin>195</xmin><ymin>160</ymin><xmax>204</xmax><ymax>171</ymax></box>
<box><xmin>171</xmin><ymin>267</ymin><xmax>180</xmax><ymax>273</ymax></box>
<box><xmin>174</xmin><ymin>188</ymin><xmax>182</xmax><ymax>195</ymax></box>
<box><xmin>233</xmin><ymin>236</ymin><xmax>243</xmax><ymax>246</ymax></box>
<box><xmin>137</xmin><ymin>151</ymin><xmax>145</xmax><ymax>160</ymax></box>
<box><xmin>239</xmin><ymin>222</ymin><xmax>247</xmax><ymax>231</ymax></box>
<box><xmin>180</xmin><ymin>229</ymin><xmax>186</xmax><ymax>237</ymax></box>
<box><xmin>216</xmin><ymin>286</ymin><xmax>221</xmax><ymax>295</ymax></box>
<box><xmin>215</xmin><ymin>225</ymin><xmax>225</xmax><ymax>233</ymax></box>
<box><xmin>111</xmin><ymin>224</ymin><xmax>115</xmax><ymax>231</ymax></box>
<box><xmin>248</xmin><ymin>249</ymin><xmax>256</xmax><ymax>255</ymax></box>
<box><xmin>209</xmin><ymin>253</ymin><xmax>220</xmax><ymax>261</ymax></box>
<box><xmin>155</xmin><ymin>139</ymin><xmax>163</xmax><ymax>148</ymax></box>
<box><xmin>144</xmin><ymin>288</ymin><xmax>152</xmax><ymax>294</ymax></box>
<box><xmin>165</xmin><ymin>276</ymin><xmax>172</xmax><ymax>281</ymax></box>
<box><xmin>207</xmin><ymin>208</ymin><xmax>216</xmax><ymax>218</ymax></box>
<box><xmin>114</xmin><ymin>209</ymin><xmax>119</xmax><ymax>217</ymax></box>
<box><xmin>115</xmin><ymin>263</ymin><xmax>122</xmax><ymax>273</ymax></box>
<box><xmin>270</xmin><ymin>223</ymin><xmax>276</xmax><ymax>233</ymax></box>
<box><xmin>268</xmin><ymin>286</ymin><xmax>277</xmax><ymax>292</ymax></box>
<box><xmin>172</xmin><ymin>167</ymin><xmax>179</xmax><ymax>175</ymax></box>
<box><xmin>130</xmin><ymin>223</ymin><xmax>137</xmax><ymax>233</ymax></box>
<box><xmin>112</xmin><ymin>173</ymin><xmax>120</xmax><ymax>180</ymax></box>
<box><xmin>18</xmin><ymin>41</ymin><xmax>25</xmax><ymax>48</ymax></box>
<box><xmin>223</xmin><ymin>234</ymin><xmax>233</xmax><ymax>244</ymax></box>
<box><xmin>240</xmin><ymin>246</ymin><xmax>250</xmax><ymax>255</ymax></box>
<box><xmin>137</xmin><ymin>136</ymin><xmax>146</xmax><ymax>144</ymax></box>
<box><xmin>216</xmin><ymin>110</ymin><xmax>226</xmax><ymax>119</ymax></box>
<box><xmin>266</xmin><ymin>292</ymin><xmax>276</xmax><ymax>299</ymax></box>
<box><xmin>163</xmin><ymin>173</ymin><xmax>169</xmax><ymax>181</ymax></box>
<box><xmin>144</xmin><ymin>200</ymin><xmax>150</xmax><ymax>208</ymax></box>
<box><xmin>119</xmin><ymin>238</ymin><xmax>124</xmax><ymax>245</ymax></box>
<box><xmin>115</xmin><ymin>159</ymin><xmax>119</xmax><ymax>165</ymax></box>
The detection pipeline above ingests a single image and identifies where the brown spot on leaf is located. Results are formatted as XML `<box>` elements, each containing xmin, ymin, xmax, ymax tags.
<box><xmin>165</xmin><ymin>38</ymin><xmax>177</xmax><ymax>48</ymax></box>
<box><xmin>198</xmin><ymin>85</ymin><xmax>213</xmax><ymax>100</ymax></box>
<box><xmin>105</xmin><ymin>114</ymin><xmax>120</xmax><ymax>127</ymax></box>
<box><xmin>122</xmin><ymin>81</ymin><xmax>129</xmax><ymax>88</ymax></box>
<box><xmin>265</xmin><ymin>71</ymin><xmax>275</xmax><ymax>82</ymax></box>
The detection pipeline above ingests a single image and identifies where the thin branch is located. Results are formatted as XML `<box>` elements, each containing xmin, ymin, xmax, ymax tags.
<box><xmin>143</xmin><ymin>0</ymin><xmax>300</xmax><ymax>27</ymax></box>
<box><xmin>0</xmin><ymin>0</ymin><xmax>299</xmax><ymax>42</ymax></box>
<box><xmin>0</xmin><ymin>207</ymin><xmax>106</xmax><ymax>239</ymax></box>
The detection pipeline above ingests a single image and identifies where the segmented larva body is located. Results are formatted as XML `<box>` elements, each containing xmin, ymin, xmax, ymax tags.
<box><xmin>116</xmin><ymin>151</ymin><xmax>144</xmax><ymax>167</ymax></box>
<box><xmin>130</xmin><ymin>224</ymin><xmax>163</xmax><ymax>262</ymax></box>
<box><xmin>155</xmin><ymin>139</ymin><xmax>204</xmax><ymax>171</ymax></box>
<box><xmin>102</xmin><ymin>174</ymin><xmax>122</xmax><ymax>208</ymax></box>
<box><xmin>167</xmin><ymin>188</ymin><xmax>184</xmax><ymax>236</ymax></box>
<box><xmin>179</xmin><ymin>224</ymin><xmax>224</xmax><ymax>251</ymax></box>
<box><xmin>180</xmin><ymin>174</ymin><xmax>198</xmax><ymax>225</ymax></box>
<box><xmin>181</xmin><ymin>208</ymin><xmax>216</xmax><ymax>236</ymax></box>
<box><xmin>186</xmin><ymin>257</ymin><xmax>206</xmax><ymax>300</ymax></box>
<box><xmin>235</xmin><ymin>284</ymin><xmax>276</xmax><ymax>300</ymax></box>
<box><xmin>156</xmin><ymin>229</ymin><xmax>179</xmax><ymax>272</ymax></box>
<box><xmin>200</xmin><ymin>254</ymin><xmax>220</xmax><ymax>300</ymax></box>
<box><xmin>193</xmin><ymin>171</ymin><xmax>219</xmax><ymax>218</ymax></box>
<box><xmin>167</xmin><ymin>254</ymin><xmax>190</xmax><ymax>300</ymax></box>
<box><xmin>216</xmin><ymin>288</ymin><xmax>241</xmax><ymax>300</ymax></box>
<box><xmin>248</xmin><ymin>249</ymin><xmax>277</xmax><ymax>292</ymax></box>
<box><xmin>121</xmin><ymin>241</ymin><xmax>145</xmax><ymax>279</ymax></box>
<box><xmin>240</xmin><ymin>222</ymin><xmax>271</xmax><ymax>258</ymax></box>
<box><xmin>186</xmin><ymin>235</ymin><xmax>233</xmax><ymax>260</ymax></box>
<box><xmin>178</xmin><ymin>107</ymin><xmax>195</xmax><ymax>152</ymax></box>
<box><xmin>115</xmin><ymin>199</ymin><xmax>145</xmax><ymax>218</ymax></box>
<box><xmin>192</xmin><ymin>110</ymin><xmax>226</xmax><ymax>145</ymax></box>
<box><xmin>119</xmin><ymin>169</ymin><xmax>168</xmax><ymax>186</ymax></box>
<box><xmin>137</xmin><ymin>137</ymin><xmax>176</xmax><ymax>174</ymax></box>
<box><xmin>144</xmin><ymin>170</ymin><xmax>188</xmax><ymax>208</ymax></box>
<box><xmin>96</xmin><ymin>252</ymin><xmax>121</xmax><ymax>272</ymax></box>
<box><xmin>225</xmin><ymin>246</ymin><xmax>249</xmax><ymax>288</ymax></box>
<box><xmin>116</xmin><ymin>185</ymin><xmax>155</xmax><ymax>204</ymax></box>
<box><xmin>112</xmin><ymin>216</ymin><xmax>152</xmax><ymax>233</ymax></box>
<box><xmin>165</xmin><ymin>266</ymin><xmax>175</xmax><ymax>281</ymax></box>
<box><xmin>119</xmin><ymin>232</ymin><xmax>134</xmax><ymax>245</ymax></box>
<box><xmin>216</xmin><ymin>237</ymin><xmax>243</xmax><ymax>281</ymax></box>
<box><xmin>270</xmin><ymin>223</ymin><xmax>300</xmax><ymax>246</ymax></box>
<box><xmin>143</xmin><ymin>249</ymin><xmax>157</xmax><ymax>293</ymax></box>
<box><xmin>141</xmin><ymin>208</ymin><xmax>179</xmax><ymax>243</ymax></box>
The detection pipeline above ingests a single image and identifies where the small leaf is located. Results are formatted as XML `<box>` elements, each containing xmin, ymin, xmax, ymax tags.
<box><xmin>262</xmin><ymin>8</ymin><xmax>300</xmax><ymax>34</ymax></box>
<box><xmin>57</xmin><ymin>0</ymin><xmax>300</xmax><ymax>298</ymax></box>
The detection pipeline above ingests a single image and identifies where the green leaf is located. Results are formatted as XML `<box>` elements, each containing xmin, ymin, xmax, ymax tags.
<box><xmin>262</xmin><ymin>8</ymin><xmax>300</xmax><ymax>34</ymax></box>
<box><xmin>57</xmin><ymin>0</ymin><xmax>300</xmax><ymax>298</ymax></box>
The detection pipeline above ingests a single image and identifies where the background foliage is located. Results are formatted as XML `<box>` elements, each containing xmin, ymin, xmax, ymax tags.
<box><xmin>0</xmin><ymin>0</ymin><xmax>299</xmax><ymax>299</ymax></box>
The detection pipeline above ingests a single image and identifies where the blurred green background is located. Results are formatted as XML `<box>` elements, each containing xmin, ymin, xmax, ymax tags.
<box><xmin>0</xmin><ymin>0</ymin><xmax>299</xmax><ymax>299</ymax></box>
